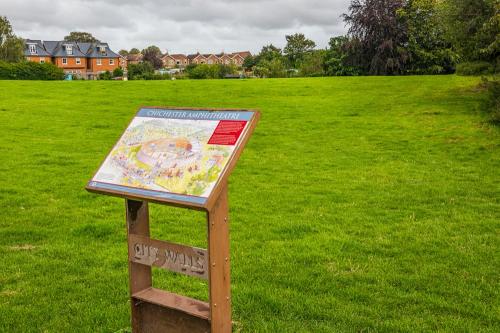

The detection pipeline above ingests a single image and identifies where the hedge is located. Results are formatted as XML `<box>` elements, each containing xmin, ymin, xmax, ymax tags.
<box><xmin>0</xmin><ymin>61</ymin><xmax>65</xmax><ymax>80</ymax></box>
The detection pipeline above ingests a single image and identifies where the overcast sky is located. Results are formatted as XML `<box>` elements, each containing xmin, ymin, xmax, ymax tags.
<box><xmin>1</xmin><ymin>0</ymin><xmax>350</xmax><ymax>54</ymax></box>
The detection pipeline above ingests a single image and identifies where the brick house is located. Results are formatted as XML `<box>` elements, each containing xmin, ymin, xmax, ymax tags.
<box><xmin>160</xmin><ymin>51</ymin><xmax>251</xmax><ymax>68</ymax></box>
<box><xmin>24</xmin><ymin>39</ymin><xmax>121</xmax><ymax>79</ymax></box>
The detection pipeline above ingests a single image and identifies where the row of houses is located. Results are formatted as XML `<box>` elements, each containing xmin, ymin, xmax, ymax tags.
<box><xmin>24</xmin><ymin>40</ymin><xmax>124</xmax><ymax>79</ymax></box>
<box><xmin>24</xmin><ymin>39</ymin><xmax>253</xmax><ymax>78</ymax></box>
<box><xmin>128</xmin><ymin>51</ymin><xmax>252</xmax><ymax>68</ymax></box>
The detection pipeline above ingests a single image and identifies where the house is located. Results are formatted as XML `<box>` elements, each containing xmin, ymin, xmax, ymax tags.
<box><xmin>24</xmin><ymin>39</ymin><xmax>121</xmax><ymax>79</ymax></box>
<box><xmin>187</xmin><ymin>53</ymin><xmax>207</xmax><ymax>65</ymax></box>
<box><xmin>126</xmin><ymin>53</ymin><xmax>143</xmax><ymax>65</ymax></box>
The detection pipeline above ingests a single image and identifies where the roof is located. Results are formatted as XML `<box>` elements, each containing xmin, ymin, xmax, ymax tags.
<box><xmin>231</xmin><ymin>51</ymin><xmax>252</xmax><ymax>58</ymax></box>
<box><xmin>86</xmin><ymin>43</ymin><xmax>120</xmax><ymax>58</ymax></box>
<box><xmin>24</xmin><ymin>39</ymin><xmax>51</xmax><ymax>56</ymax></box>
<box><xmin>170</xmin><ymin>54</ymin><xmax>187</xmax><ymax>59</ymax></box>
<box><xmin>23</xmin><ymin>40</ymin><xmax>120</xmax><ymax>58</ymax></box>
<box><xmin>51</xmin><ymin>41</ymin><xmax>86</xmax><ymax>57</ymax></box>
<box><xmin>127</xmin><ymin>53</ymin><xmax>143</xmax><ymax>61</ymax></box>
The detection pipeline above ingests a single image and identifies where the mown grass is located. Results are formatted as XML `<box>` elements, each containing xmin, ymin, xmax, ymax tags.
<box><xmin>0</xmin><ymin>76</ymin><xmax>498</xmax><ymax>332</ymax></box>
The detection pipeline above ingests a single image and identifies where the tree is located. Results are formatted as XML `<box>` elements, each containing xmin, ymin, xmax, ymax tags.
<box><xmin>299</xmin><ymin>50</ymin><xmax>326</xmax><ymax>77</ymax></box>
<box><xmin>142</xmin><ymin>45</ymin><xmax>163</xmax><ymax>69</ymax></box>
<box><xmin>403</xmin><ymin>0</ymin><xmax>456</xmax><ymax>74</ymax></box>
<box><xmin>129</xmin><ymin>48</ymin><xmax>140</xmax><ymax>54</ymax></box>
<box><xmin>0</xmin><ymin>16</ymin><xmax>24</xmax><ymax>63</ymax></box>
<box><xmin>118</xmin><ymin>49</ymin><xmax>129</xmax><ymax>57</ymax></box>
<box><xmin>64</xmin><ymin>31</ymin><xmax>99</xmax><ymax>43</ymax></box>
<box><xmin>283</xmin><ymin>33</ymin><xmax>316</xmax><ymax>68</ymax></box>
<box><xmin>242</xmin><ymin>55</ymin><xmax>258</xmax><ymax>70</ymax></box>
<box><xmin>343</xmin><ymin>0</ymin><xmax>409</xmax><ymax>75</ymax></box>
<box><xmin>324</xmin><ymin>36</ymin><xmax>361</xmax><ymax>76</ymax></box>
<box><xmin>128</xmin><ymin>61</ymin><xmax>154</xmax><ymax>80</ymax></box>
<box><xmin>441</xmin><ymin>0</ymin><xmax>499</xmax><ymax>64</ymax></box>
<box><xmin>113</xmin><ymin>67</ymin><xmax>124</xmax><ymax>77</ymax></box>
<box><xmin>258</xmin><ymin>44</ymin><xmax>283</xmax><ymax>62</ymax></box>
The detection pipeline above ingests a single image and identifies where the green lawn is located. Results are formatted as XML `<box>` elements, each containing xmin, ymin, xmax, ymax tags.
<box><xmin>0</xmin><ymin>76</ymin><xmax>498</xmax><ymax>332</ymax></box>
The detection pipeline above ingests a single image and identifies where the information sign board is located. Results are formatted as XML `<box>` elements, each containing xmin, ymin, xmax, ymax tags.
<box><xmin>87</xmin><ymin>107</ymin><xmax>258</xmax><ymax>209</ymax></box>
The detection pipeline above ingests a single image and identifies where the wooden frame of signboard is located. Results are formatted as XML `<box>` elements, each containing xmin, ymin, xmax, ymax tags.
<box><xmin>86</xmin><ymin>107</ymin><xmax>260</xmax><ymax>333</ymax></box>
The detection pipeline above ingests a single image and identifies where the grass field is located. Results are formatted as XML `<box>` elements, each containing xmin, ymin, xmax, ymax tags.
<box><xmin>0</xmin><ymin>76</ymin><xmax>498</xmax><ymax>332</ymax></box>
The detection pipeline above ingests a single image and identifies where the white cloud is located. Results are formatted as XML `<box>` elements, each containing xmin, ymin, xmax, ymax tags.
<box><xmin>1</xmin><ymin>0</ymin><xmax>350</xmax><ymax>54</ymax></box>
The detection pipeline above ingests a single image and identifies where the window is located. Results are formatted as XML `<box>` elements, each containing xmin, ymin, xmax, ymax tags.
<box><xmin>62</xmin><ymin>58</ymin><xmax>67</xmax><ymax>65</ymax></box>
<box><xmin>29</xmin><ymin>44</ymin><xmax>36</xmax><ymax>54</ymax></box>
<box><xmin>99</xmin><ymin>46</ymin><xmax>106</xmax><ymax>55</ymax></box>
<box><xmin>66</xmin><ymin>45</ymin><xmax>73</xmax><ymax>55</ymax></box>
<box><xmin>97</xmin><ymin>58</ymin><xmax>102</xmax><ymax>65</ymax></box>
<box><xmin>109</xmin><ymin>58</ymin><xmax>114</xmax><ymax>65</ymax></box>
<box><xmin>40</xmin><ymin>59</ymin><xmax>45</xmax><ymax>64</ymax></box>
<box><xmin>76</xmin><ymin>58</ymin><xmax>81</xmax><ymax>65</ymax></box>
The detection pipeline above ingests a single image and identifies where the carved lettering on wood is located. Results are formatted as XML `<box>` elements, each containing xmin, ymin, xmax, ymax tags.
<box><xmin>129</xmin><ymin>234</ymin><xmax>208</xmax><ymax>279</ymax></box>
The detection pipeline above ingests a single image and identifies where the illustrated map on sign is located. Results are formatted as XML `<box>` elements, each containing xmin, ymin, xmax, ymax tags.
<box><xmin>88</xmin><ymin>108</ymin><xmax>255</xmax><ymax>205</ymax></box>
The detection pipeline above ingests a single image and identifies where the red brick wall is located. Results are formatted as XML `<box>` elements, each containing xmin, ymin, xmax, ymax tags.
<box><xmin>89</xmin><ymin>58</ymin><xmax>120</xmax><ymax>72</ymax></box>
<box><xmin>54</xmin><ymin>57</ymin><xmax>87</xmax><ymax>69</ymax></box>
<box><xmin>26</xmin><ymin>56</ymin><xmax>52</xmax><ymax>64</ymax></box>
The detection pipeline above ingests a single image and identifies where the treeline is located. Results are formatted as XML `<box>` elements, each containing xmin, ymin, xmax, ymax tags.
<box><xmin>244</xmin><ymin>0</ymin><xmax>499</xmax><ymax>77</ymax></box>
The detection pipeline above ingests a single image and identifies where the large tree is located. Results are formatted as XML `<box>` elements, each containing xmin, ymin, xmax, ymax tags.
<box><xmin>142</xmin><ymin>45</ymin><xmax>163</xmax><ymax>69</ymax></box>
<box><xmin>118</xmin><ymin>49</ymin><xmax>129</xmax><ymax>57</ymax></box>
<box><xmin>441</xmin><ymin>0</ymin><xmax>499</xmax><ymax>63</ymax></box>
<box><xmin>343</xmin><ymin>0</ymin><xmax>409</xmax><ymax>75</ymax></box>
<box><xmin>0</xmin><ymin>16</ymin><xmax>24</xmax><ymax>63</ymax></box>
<box><xmin>403</xmin><ymin>0</ymin><xmax>456</xmax><ymax>74</ymax></box>
<box><xmin>129</xmin><ymin>48</ymin><xmax>140</xmax><ymax>54</ymax></box>
<box><xmin>64</xmin><ymin>31</ymin><xmax>99</xmax><ymax>43</ymax></box>
<box><xmin>283</xmin><ymin>33</ymin><xmax>316</xmax><ymax>68</ymax></box>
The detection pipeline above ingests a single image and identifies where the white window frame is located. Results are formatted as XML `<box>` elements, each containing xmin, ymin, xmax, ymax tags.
<box><xmin>29</xmin><ymin>44</ymin><xmax>37</xmax><ymax>54</ymax></box>
<box><xmin>76</xmin><ymin>58</ymin><xmax>81</xmax><ymax>65</ymax></box>
<box><xmin>66</xmin><ymin>45</ymin><xmax>73</xmax><ymax>55</ymax></box>
<box><xmin>97</xmin><ymin>58</ymin><xmax>102</xmax><ymax>65</ymax></box>
<box><xmin>109</xmin><ymin>58</ymin><xmax>114</xmax><ymax>65</ymax></box>
<box><xmin>62</xmin><ymin>58</ymin><xmax>67</xmax><ymax>65</ymax></box>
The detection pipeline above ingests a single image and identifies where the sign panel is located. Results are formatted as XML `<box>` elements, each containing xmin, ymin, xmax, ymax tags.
<box><xmin>86</xmin><ymin>107</ymin><xmax>258</xmax><ymax>207</ymax></box>
<box><xmin>129</xmin><ymin>234</ymin><xmax>208</xmax><ymax>279</ymax></box>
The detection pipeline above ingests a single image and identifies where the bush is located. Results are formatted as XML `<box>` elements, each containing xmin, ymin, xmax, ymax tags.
<box><xmin>0</xmin><ymin>61</ymin><xmax>64</xmax><ymax>80</ymax></box>
<box><xmin>481</xmin><ymin>77</ymin><xmax>500</xmax><ymax>124</ymax></box>
<box><xmin>113</xmin><ymin>67</ymin><xmax>124</xmax><ymax>78</ymax></box>
<box><xmin>99</xmin><ymin>71</ymin><xmax>112</xmax><ymax>80</ymax></box>
<box><xmin>186</xmin><ymin>64</ymin><xmax>236</xmax><ymax>79</ymax></box>
<box><xmin>456</xmin><ymin>62</ymin><xmax>495</xmax><ymax>76</ymax></box>
<box><xmin>128</xmin><ymin>62</ymin><xmax>154</xmax><ymax>80</ymax></box>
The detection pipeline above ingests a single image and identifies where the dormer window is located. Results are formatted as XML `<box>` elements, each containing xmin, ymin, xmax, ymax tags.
<box><xmin>29</xmin><ymin>44</ymin><xmax>36</xmax><ymax>54</ymax></box>
<box><xmin>98</xmin><ymin>45</ymin><xmax>106</xmax><ymax>55</ymax></box>
<box><xmin>65</xmin><ymin>45</ymin><xmax>73</xmax><ymax>55</ymax></box>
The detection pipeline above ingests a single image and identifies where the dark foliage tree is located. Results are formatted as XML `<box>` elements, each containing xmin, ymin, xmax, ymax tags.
<box><xmin>343</xmin><ymin>0</ymin><xmax>409</xmax><ymax>75</ymax></box>
<box><xmin>283</xmin><ymin>33</ymin><xmax>316</xmax><ymax>68</ymax></box>
<box><xmin>142</xmin><ymin>45</ymin><xmax>163</xmax><ymax>69</ymax></box>
<box><xmin>129</xmin><ymin>48</ymin><xmax>140</xmax><ymax>54</ymax></box>
<box><xmin>0</xmin><ymin>16</ymin><xmax>24</xmax><ymax>63</ymax></box>
<box><xmin>128</xmin><ymin>61</ymin><xmax>154</xmax><ymax>79</ymax></box>
<box><xmin>258</xmin><ymin>44</ymin><xmax>283</xmax><ymax>62</ymax></box>
<box><xmin>118</xmin><ymin>49</ymin><xmax>129</xmax><ymax>57</ymax></box>
<box><xmin>64</xmin><ymin>31</ymin><xmax>99</xmax><ymax>43</ymax></box>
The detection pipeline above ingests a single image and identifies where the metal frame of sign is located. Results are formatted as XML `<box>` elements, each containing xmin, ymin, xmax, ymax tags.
<box><xmin>86</xmin><ymin>106</ymin><xmax>260</xmax><ymax>333</ymax></box>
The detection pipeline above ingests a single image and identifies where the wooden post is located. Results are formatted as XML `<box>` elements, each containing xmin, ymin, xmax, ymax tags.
<box><xmin>126</xmin><ymin>199</ymin><xmax>152</xmax><ymax>332</ymax></box>
<box><xmin>207</xmin><ymin>183</ymin><xmax>232</xmax><ymax>333</ymax></box>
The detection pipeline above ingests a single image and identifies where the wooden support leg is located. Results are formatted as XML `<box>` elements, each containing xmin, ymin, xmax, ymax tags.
<box><xmin>126</xmin><ymin>199</ymin><xmax>152</xmax><ymax>333</ymax></box>
<box><xmin>207</xmin><ymin>184</ymin><xmax>232</xmax><ymax>333</ymax></box>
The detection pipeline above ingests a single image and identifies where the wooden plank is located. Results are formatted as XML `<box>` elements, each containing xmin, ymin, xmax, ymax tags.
<box><xmin>135</xmin><ymin>300</ymin><xmax>210</xmax><ymax>333</ymax></box>
<box><xmin>126</xmin><ymin>199</ymin><xmax>152</xmax><ymax>333</ymax></box>
<box><xmin>207</xmin><ymin>183</ymin><xmax>232</xmax><ymax>333</ymax></box>
<box><xmin>132</xmin><ymin>287</ymin><xmax>210</xmax><ymax>320</ymax></box>
<box><xmin>128</xmin><ymin>234</ymin><xmax>208</xmax><ymax>279</ymax></box>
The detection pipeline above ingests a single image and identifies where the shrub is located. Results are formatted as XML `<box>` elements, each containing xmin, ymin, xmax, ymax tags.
<box><xmin>0</xmin><ymin>61</ymin><xmax>64</xmax><ymax>80</ymax></box>
<box><xmin>113</xmin><ymin>67</ymin><xmax>124</xmax><ymax>77</ymax></box>
<box><xmin>481</xmin><ymin>77</ymin><xmax>500</xmax><ymax>124</ymax></box>
<box><xmin>456</xmin><ymin>62</ymin><xmax>494</xmax><ymax>76</ymax></box>
<box><xmin>128</xmin><ymin>62</ymin><xmax>154</xmax><ymax>80</ymax></box>
<box><xmin>99</xmin><ymin>71</ymin><xmax>112</xmax><ymax>80</ymax></box>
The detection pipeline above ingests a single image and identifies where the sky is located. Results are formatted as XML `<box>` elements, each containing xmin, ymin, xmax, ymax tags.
<box><xmin>1</xmin><ymin>0</ymin><xmax>350</xmax><ymax>54</ymax></box>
